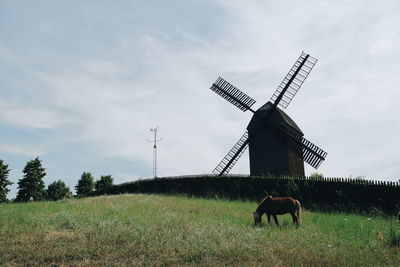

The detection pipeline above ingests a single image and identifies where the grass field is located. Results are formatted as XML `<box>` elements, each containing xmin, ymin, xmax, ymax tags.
<box><xmin>0</xmin><ymin>194</ymin><xmax>399</xmax><ymax>266</ymax></box>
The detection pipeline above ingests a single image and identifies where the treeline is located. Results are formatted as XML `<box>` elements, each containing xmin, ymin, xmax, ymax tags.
<box><xmin>0</xmin><ymin>158</ymin><xmax>114</xmax><ymax>203</ymax></box>
<box><xmin>105</xmin><ymin>175</ymin><xmax>400</xmax><ymax>214</ymax></box>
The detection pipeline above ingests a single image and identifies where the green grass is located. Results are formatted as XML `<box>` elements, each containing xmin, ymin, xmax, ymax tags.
<box><xmin>0</xmin><ymin>194</ymin><xmax>399</xmax><ymax>266</ymax></box>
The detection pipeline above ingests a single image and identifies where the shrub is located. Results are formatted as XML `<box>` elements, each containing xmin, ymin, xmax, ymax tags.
<box><xmin>47</xmin><ymin>180</ymin><xmax>71</xmax><ymax>201</ymax></box>
<box><xmin>95</xmin><ymin>175</ymin><xmax>114</xmax><ymax>194</ymax></box>
<box><xmin>75</xmin><ymin>172</ymin><xmax>94</xmax><ymax>197</ymax></box>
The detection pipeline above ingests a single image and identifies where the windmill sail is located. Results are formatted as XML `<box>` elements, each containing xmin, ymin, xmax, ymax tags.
<box><xmin>277</xmin><ymin>125</ymin><xmax>327</xmax><ymax>169</ymax></box>
<box><xmin>271</xmin><ymin>52</ymin><xmax>317</xmax><ymax>109</ymax></box>
<box><xmin>213</xmin><ymin>131</ymin><xmax>249</xmax><ymax>176</ymax></box>
<box><xmin>210</xmin><ymin>77</ymin><xmax>256</xmax><ymax>112</ymax></box>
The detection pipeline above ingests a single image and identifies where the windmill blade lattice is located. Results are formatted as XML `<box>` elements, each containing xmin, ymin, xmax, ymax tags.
<box><xmin>210</xmin><ymin>77</ymin><xmax>256</xmax><ymax>112</ymax></box>
<box><xmin>277</xmin><ymin>125</ymin><xmax>327</xmax><ymax>169</ymax></box>
<box><xmin>213</xmin><ymin>131</ymin><xmax>249</xmax><ymax>176</ymax></box>
<box><xmin>271</xmin><ymin>52</ymin><xmax>318</xmax><ymax>109</ymax></box>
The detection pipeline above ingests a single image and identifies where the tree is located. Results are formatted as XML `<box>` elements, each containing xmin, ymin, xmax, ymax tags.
<box><xmin>0</xmin><ymin>159</ymin><xmax>13</xmax><ymax>203</ymax></box>
<box><xmin>47</xmin><ymin>180</ymin><xmax>71</xmax><ymax>201</ymax></box>
<box><xmin>95</xmin><ymin>175</ymin><xmax>114</xmax><ymax>194</ymax></box>
<box><xmin>75</xmin><ymin>172</ymin><xmax>94</xmax><ymax>196</ymax></box>
<box><xmin>15</xmin><ymin>157</ymin><xmax>47</xmax><ymax>202</ymax></box>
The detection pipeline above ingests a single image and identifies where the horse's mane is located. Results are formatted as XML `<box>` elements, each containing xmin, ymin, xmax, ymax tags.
<box><xmin>256</xmin><ymin>196</ymin><xmax>273</xmax><ymax>213</ymax></box>
<box><xmin>261</xmin><ymin>195</ymin><xmax>272</xmax><ymax>201</ymax></box>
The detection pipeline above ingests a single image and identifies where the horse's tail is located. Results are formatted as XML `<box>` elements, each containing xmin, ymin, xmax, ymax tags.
<box><xmin>295</xmin><ymin>200</ymin><xmax>302</xmax><ymax>224</ymax></box>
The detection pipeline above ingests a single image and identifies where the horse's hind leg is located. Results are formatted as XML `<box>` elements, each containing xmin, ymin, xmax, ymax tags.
<box><xmin>272</xmin><ymin>215</ymin><xmax>279</xmax><ymax>226</ymax></box>
<box><xmin>267</xmin><ymin>214</ymin><xmax>271</xmax><ymax>224</ymax></box>
<box><xmin>291</xmin><ymin>212</ymin><xmax>298</xmax><ymax>224</ymax></box>
<box><xmin>291</xmin><ymin>212</ymin><xmax>300</xmax><ymax>227</ymax></box>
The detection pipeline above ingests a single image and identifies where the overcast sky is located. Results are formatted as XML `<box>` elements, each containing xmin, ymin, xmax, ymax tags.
<box><xmin>1</xmin><ymin>0</ymin><xmax>399</xmax><ymax>198</ymax></box>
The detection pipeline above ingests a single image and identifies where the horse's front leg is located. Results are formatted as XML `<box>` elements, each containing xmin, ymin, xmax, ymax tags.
<box><xmin>272</xmin><ymin>214</ymin><xmax>279</xmax><ymax>226</ymax></box>
<box><xmin>290</xmin><ymin>212</ymin><xmax>298</xmax><ymax>224</ymax></box>
<box><xmin>267</xmin><ymin>213</ymin><xmax>271</xmax><ymax>224</ymax></box>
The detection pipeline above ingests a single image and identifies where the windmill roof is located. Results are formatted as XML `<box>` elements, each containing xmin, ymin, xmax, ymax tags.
<box><xmin>275</xmin><ymin>107</ymin><xmax>303</xmax><ymax>135</ymax></box>
<box><xmin>246</xmin><ymin>101</ymin><xmax>303</xmax><ymax>135</ymax></box>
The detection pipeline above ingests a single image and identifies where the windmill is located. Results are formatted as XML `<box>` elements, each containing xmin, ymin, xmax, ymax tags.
<box><xmin>210</xmin><ymin>52</ymin><xmax>327</xmax><ymax>177</ymax></box>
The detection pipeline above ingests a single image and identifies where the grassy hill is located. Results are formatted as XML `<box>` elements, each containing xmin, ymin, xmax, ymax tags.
<box><xmin>1</xmin><ymin>194</ymin><xmax>399</xmax><ymax>266</ymax></box>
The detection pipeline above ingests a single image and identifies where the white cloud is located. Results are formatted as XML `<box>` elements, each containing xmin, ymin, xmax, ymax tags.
<box><xmin>0</xmin><ymin>143</ymin><xmax>43</xmax><ymax>156</ymax></box>
<box><xmin>0</xmin><ymin>100</ymin><xmax>75</xmax><ymax>129</ymax></box>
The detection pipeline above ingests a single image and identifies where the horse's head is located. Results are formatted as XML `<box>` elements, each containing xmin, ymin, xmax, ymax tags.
<box><xmin>253</xmin><ymin>211</ymin><xmax>261</xmax><ymax>224</ymax></box>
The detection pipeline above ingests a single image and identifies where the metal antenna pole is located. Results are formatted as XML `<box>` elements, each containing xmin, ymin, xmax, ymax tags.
<box><xmin>148</xmin><ymin>127</ymin><xmax>162</xmax><ymax>178</ymax></box>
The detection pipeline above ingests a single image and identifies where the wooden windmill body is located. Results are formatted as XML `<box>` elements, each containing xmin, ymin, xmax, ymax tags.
<box><xmin>247</xmin><ymin>102</ymin><xmax>304</xmax><ymax>176</ymax></box>
<box><xmin>209</xmin><ymin>52</ymin><xmax>327</xmax><ymax>177</ymax></box>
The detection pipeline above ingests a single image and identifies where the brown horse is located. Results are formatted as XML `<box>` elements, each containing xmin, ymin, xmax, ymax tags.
<box><xmin>253</xmin><ymin>196</ymin><xmax>301</xmax><ymax>226</ymax></box>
